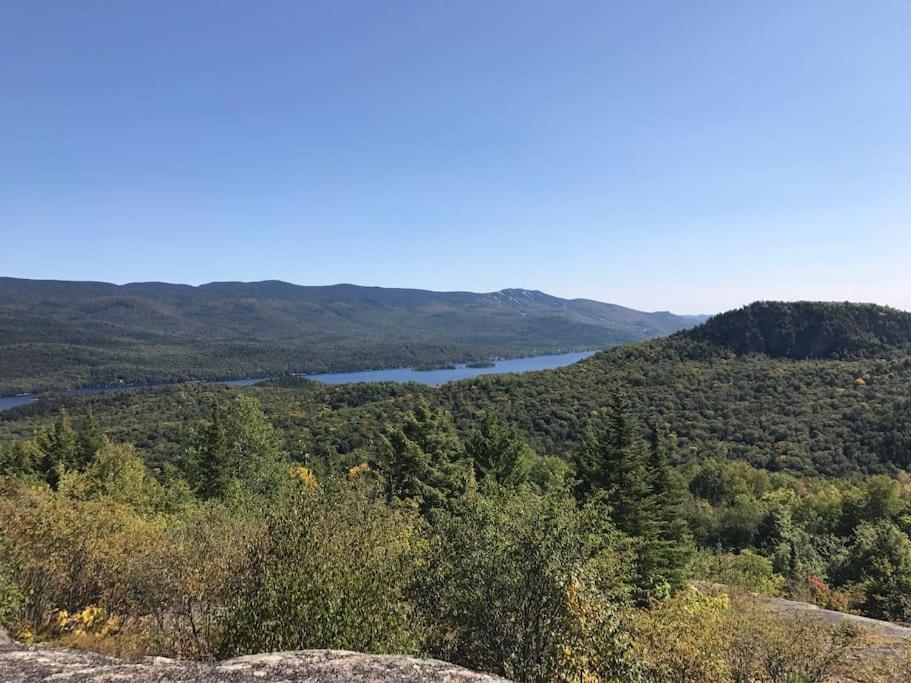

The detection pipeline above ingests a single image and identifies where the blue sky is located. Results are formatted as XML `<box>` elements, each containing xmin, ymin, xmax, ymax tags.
<box><xmin>2</xmin><ymin>1</ymin><xmax>909</xmax><ymax>313</ymax></box>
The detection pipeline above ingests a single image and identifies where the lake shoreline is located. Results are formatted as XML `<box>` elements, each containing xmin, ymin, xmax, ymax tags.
<box><xmin>0</xmin><ymin>346</ymin><xmax>602</xmax><ymax>399</ymax></box>
<box><xmin>0</xmin><ymin>349</ymin><xmax>599</xmax><ymax>414</ymax></box>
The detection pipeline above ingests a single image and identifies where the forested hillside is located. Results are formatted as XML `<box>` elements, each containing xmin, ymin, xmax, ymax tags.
<box><xmin>2</xmin><ymin>375</ymin><xmax>910</xmax><ymax>679</ymax></box>
<box><xmin>6</xmin><ymin>302</ymin><xmax>908</xmax><ymax>476</ymax></box>
<box><xmin>441</xmin><ymin>302</ymin><xmax>911</xmax><ymax>473</ymax></box>
<box><xmin>685</xmin><ymin>301</ymin><xmax>911</xmax><ymax>359</ymax></box>
<box><xmin>3</xmin><ymin>301</ymin><xmax>911</xmax><ymax>679</ymax></box>
<box><xmin>0</xmin><ymin>277</ymin><xmax>701</xmax><ymax>394</ymax></box>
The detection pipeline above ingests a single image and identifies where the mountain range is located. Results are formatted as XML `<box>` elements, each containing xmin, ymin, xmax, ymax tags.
<box><xmin>0</xmin><ymin>277</ymin><xmax>704</xmax><ymax>394</ymax></box>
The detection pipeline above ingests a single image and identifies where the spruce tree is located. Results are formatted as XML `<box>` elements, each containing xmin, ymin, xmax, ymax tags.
<box><xmin>194</xmin><ymin>404</ymin><xmax>230</xmax><ymax>500</ymax></box>
<box><xmin>35</xmin><ymin>408</ymin><xmax>79</xmax><ymax>487</ymax></box>
<box><xmin>574</xmin><ymin>400</ymin><xmax>694</xmax><ymax>599</ymax></box>
<box><xmin>646</xmin><ymin>422</ymin><xmax>694</xmax><ymax>591</ymax></box>
<box><xmin>575</xmin><ymin>398</ymin><xmax>656</xmax><ymax>537</ymax></box>
<box><xmin>464</xmin><ymin>413</ymin><xmax>533</xmax><ymax>488</ymax></box>
<box><xmin>0</xmin><ymin>439</ymin><xmax>41</xmax><ymax>476</ymax></box>
<box><xmin>376</xmin><ymin>398</ymin><xmax>468</xmax><ymax>516</ymax></box>
<box><xmin>74</xmin><ymin>409</ymin><xmax>106</xmax><ymax>469</ymax></box>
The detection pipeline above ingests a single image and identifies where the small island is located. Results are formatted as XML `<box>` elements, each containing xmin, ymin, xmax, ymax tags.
<box><xmin>466</xmin><ymin>360</ymin><xmax>496</xmax><ymax>368</ymax></box>
<box><xmin>413</xmin><ymin>363</ymin><xmax>458</xmax><ymax>372</ymax></box>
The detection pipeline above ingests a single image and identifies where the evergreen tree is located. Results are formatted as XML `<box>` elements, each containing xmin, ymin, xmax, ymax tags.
<box><xmin>574</xmin><ymin>398</ymin><xmax>656</xmax><ymax>538</ymax></box>
<box><xmin>402</xmin><ymin>398</ymin><xmax>463</xmax><ymax>459</ymax></box>
<box><xmin>464</xmin><ymin>413</ymin><xmax>534</xmax><ymax>488</ymax></box>
<box><xmin>193</xmin><ymin>404</ymin><xmax>231</xmax><ymax>500</ymax></box>
<box><xmin>35</xmin><ymin>408</ymin><xmax>79</xmax><ymax>487</ymax></box>
<box><xmin>28</xmin><ymin>409</ymin><xmax>107</xmax><ymax>486</ymax></box>
<box><xmin>375</xmin><ymin>398</ymin><xmax>468</xmax><ymax>516</ymax></box>
<box><xmin>0</xmin><ymin>439</ymin><xmax>41</xmax><ymax>476</ymax></box>
<box><xmin>574</xmin><ymin>400</ymin><xmax>694</xmax><ymax>598</ymax></box>
<box><xmin>187</xmin><ymin>396</ymin><xmax>287</xmax><ymax>502</ymax></box>
<box><xmin>74</xmin><ymin>409</ymin><xmax>106</xmax><ymax>469</ymax></box>
<box><xmin>646</xmin><ymin>422</ymin><xmax>695</xmax><ymax>591</ymax></box>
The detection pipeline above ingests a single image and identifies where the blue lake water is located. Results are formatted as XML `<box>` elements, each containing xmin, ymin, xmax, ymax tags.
<box><xmin>0</xmin><ymin>350</ymin><xmax>596</xmax><ymax>413</ymax></box>
<box><xmin>306</xmin><ymin>350</ymin><xmax>595</xmax><ymax>386</ymax></box>
<box><xmin>0</xmin><ymin>395</ymin><xmax>38</xmax><ymax>412</ymax></box>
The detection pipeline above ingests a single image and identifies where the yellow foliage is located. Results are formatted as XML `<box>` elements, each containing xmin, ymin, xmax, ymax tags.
<box><xmin>562</xmin><ymin>575</ymin><xmax>640</xmax><ymax>682</ymax></box>
<box><xmin>631</xmin><ymin>588</ymin><xmax>860</xmax><ymax>683</ymax></box>
<box><xmin>0</xmin><ymin>476</ymin><xmax>254</xmax><ymax>660</ymax></box>
<box><xmin>631</xmin><ymin>587</ymin><xmax>733</xmax><ymax>683</ymax></box>
<box><xmin>52</xmin><ymin>605</ymin><xmax>120</xmax><ymax>638</ymax></box>
<box><xmin>347</xmin><ymin>462</ymin><xmax>371</xmax><ymax>480</ymax></box>
<box><xmin>289</xmin><ymin>465</ymin><xmax>318</xmax><ymax>490</ymax></box>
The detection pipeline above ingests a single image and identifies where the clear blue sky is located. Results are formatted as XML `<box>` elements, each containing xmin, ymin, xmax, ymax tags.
<box><xmin>2</xmin><ymin>1</ymin><xmax>909</xmax><ymax>313</ymax></box>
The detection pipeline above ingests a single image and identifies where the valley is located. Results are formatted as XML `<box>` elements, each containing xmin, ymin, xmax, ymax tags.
<box><xmin>0</xmin><ymin>278</ymin><xmax>701</xmax><ymax>395</ymax></box>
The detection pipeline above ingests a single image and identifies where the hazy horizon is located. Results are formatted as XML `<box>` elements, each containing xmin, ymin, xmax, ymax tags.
<box><xmin>3</xmin><ymin>1</ymin><xmax>909</xmax><ymax>312</ymax></box>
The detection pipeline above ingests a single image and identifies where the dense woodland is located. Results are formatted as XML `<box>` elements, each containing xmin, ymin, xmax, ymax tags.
<box><xmin>5</xmin><ymin>303</ymin><xmax>909</xmax><ymax>476</ymax></box>
<box><xmin>2</xmin><ymin>301</ymin><xmax>911</xmax><ymax>681</ymax></box>
<box><xmin>0</xmin><ymin>277</ymin><xmax>699</xmax><ymax>394</ymax></box>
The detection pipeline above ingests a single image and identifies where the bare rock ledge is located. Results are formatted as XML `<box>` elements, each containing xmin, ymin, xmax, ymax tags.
<box><xmin>0</xmin><ymin>631</ymin><xmax>507</xmax><ymax>682</ymax></box>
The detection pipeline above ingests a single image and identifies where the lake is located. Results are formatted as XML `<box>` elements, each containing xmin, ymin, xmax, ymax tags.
<box><xmin>0</xmin><ymin>350</ymin><xmax>596</xmax><ymax>413</ymax></box>
<box><xmin>305</xmin><ymin>350</ymin><xmax>595</xmax><ymax>386</ymax></box>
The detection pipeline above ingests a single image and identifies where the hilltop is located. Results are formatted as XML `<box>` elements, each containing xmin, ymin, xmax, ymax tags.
<box><xmin>0</xmin><ymin>277</ymin><xmax>702</xmax><ymax>394</ymax></box>
<box><xmin>684</xmin><ymin>301</ymin><xmax>911</xmax><ymax>359</ymax></box>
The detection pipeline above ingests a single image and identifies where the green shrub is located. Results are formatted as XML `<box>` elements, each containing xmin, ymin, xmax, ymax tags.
<box><xmin>693</xmin><ymin>548</ymin><xmax>785</xmax><ymax>596</ymax></box>
<box><xmin>217</xmin><ymin>474</ymin><xmax>426</xmax><ymax>657</ymax></box>
<box><xmin>415</xmin><ymin>485</ymin><xmax>637</xmax><ymax>681</ymax></box>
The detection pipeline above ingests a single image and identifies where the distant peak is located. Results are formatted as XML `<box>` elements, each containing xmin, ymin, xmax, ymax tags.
<box><xmin>492</xmin><ymin>288</ymin><xmax>552</xmax><ymax>300</ymax></box>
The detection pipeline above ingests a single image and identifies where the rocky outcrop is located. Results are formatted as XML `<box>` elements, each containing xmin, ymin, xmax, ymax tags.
<box><xmin>0</xmin><ymin>631</ymin><xmax>506</xmax><ymax>682</ymax></box>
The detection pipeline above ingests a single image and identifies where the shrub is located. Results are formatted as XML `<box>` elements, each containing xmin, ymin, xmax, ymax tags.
<box><xmin>216</xmin><ymin>475</ymin><xmax>426</xmax><ymax>657</ymax></box>
<box><xmin>632</xmin><ymin>588</ymin><xmax>733</xmax><ymax>683</ymax></box>
<box><xmin>725</xmin><ymin>599</ymin><xmax>859</xmax><ymax>683</ymax></box>
<box><xmin>415</xmin><ymin>485</ymin><xmax>637</xmax><ymax>681</ymax></box>
<box><xmin>692</xmin><ymin>548</ymin><xmax>785</xmax><ymax>596</ymax></box>
<box><xmin>0</xmin><ymin>475</ymin><xmax>252</xmax><ymax>658</ymax></box>
<box><xmin>632</xmin><ymin>589</ymin><xmax>859</xmax><ymax>683</ymax></box>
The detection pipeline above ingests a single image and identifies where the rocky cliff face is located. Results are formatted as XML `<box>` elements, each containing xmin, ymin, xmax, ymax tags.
<box><xmin>0</xmin><ymin>630</ymin><xmax>506</xmax><ymax>683</ymax></box>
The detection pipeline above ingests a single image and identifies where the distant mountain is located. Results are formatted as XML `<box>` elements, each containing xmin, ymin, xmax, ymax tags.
<box><xmin>0</xmin><ymin>277</ymin><xmax>701</xmax><ymax>394</ymax></box>
<box><xmin>683</xmin><ymin>301</ymin><xmax>911</xmax><ymax>359</ymax></box>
